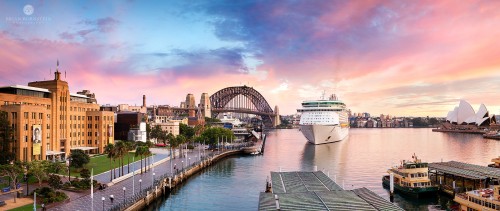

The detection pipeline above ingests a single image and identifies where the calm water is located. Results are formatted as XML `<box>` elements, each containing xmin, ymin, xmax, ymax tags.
<box><xmin>150</xmin><ymin>128</ymin><xmax>500</xmax><ymax>211</ymax></box>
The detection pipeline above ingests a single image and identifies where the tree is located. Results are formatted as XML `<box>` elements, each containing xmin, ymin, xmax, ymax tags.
<box><xmin>48</xmin><ymin>174</ymin><xmax>62</xmax><ymax>190</ymax></box>
<box><xmin>168</xmin><ymin>135</ymin><xmax>179</xmax><ymax>159</ymax></box>
<box><xmin>0</xmin><ymin>161</ymin><xmax>23</xmax><ymax>189</ymax></box>
<box><xmin>80</xmin><ymin>168</ymin><xmax>91</xmax><ymax>180</ymax></box>
<box><xmin>179</xmin><ymin>123</ymin><xmax>195</xmax><ymax>139</ymax></box>
<box><xmin>124</xmin><ymin>141</ymin><xmax>135</xmax><ymax>173</ymax></box>
<box><xmin>146</xmin><ymin>123</ymin><xmax>151</xmax><ymax>141</ymax></box>
<box><xmin>134</xmin><ymin>146</ymin><xmax>145</xmax><ymax>174</ymax></box>
<box><xmin>150</xmin><ymin>125</ymin><xmax>163</xmax><ymax>143</ymax></box>
<box><xmin>115</xmin><ymin>141</ymin><xmax>126</xmax><ymax>177</ymax></box>
<box><xmin>69</xmin><ymin>149</ymin><xmax>90</xmax><ymax>169</ymax></box>
<box><xmin>28</xmin><ymin>160</ymin><xmax>49</xmax><ymax>186</ymax></box>
<box><xmin>176</xmin><ymin>134</ymin><xmax>186</xmax><ymax>157</ymax></box>
<box><xmin>48</xmin><ymin>162</ymin><xmax>65</xmax><ymax>175</ymax></box>
<box><xmin>198</xmin><ymin>127</ymin><xmax>235</xmax><ymax>147</ymax></box>
<box><xmin>0</xmin><ymin>111</ymin><xmax>15</xmax><ymax>165</ymax></box>
<box><xmin>104</xmin><ymin>144</ymin><xmax>116</xmax><ymax>181</ymax></box>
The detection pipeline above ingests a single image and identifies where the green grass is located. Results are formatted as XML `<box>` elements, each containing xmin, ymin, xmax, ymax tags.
<box><xmin>66</xmin><ymin>152</ymin><xmax>153</xmax><ymax>177</ymax></box>
<box><xmin>7</xmin><ymin>204</ymin><xmax>41</xmax><ymax>211</ymax></box>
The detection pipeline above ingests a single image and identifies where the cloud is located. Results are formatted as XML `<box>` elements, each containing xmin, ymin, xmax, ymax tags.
<box><xmin>59</xmin><ymin>17</ymin><xmax>120</xmax><ymax>40</ymax></box>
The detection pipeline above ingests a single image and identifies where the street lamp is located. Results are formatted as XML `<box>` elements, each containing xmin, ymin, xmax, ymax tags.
<box><xmin>188</xmin><ymin>157</ymin><xmax>191</xmax><ymax>166</ymax></box>
<box><xmin>101</xmin><ymin>197</ymin><xmax>105</xmax><ymax>211</ymax></box>
<box><xmin>181</xmin><ymin>160</ymin><xmax>184</xmax><ymax>171</ymax></box>
<box><xmin>152</xmin><ymin>172</ymin><xmax>155</xmax><ymax>187</ymax></box>
<box><xmin>122</xmin><ymin>187</ymin><xmax>126</xmax><ymax>204</ymax></box>
<box><xmin>24</xmin><ymin>165</ymin><xmax>29</xmax><ymax>196</ymax></box>
<box><xmin>66</xmin><ymin>157</ymin><xmax>72</xmax><ymax>183</ymax></box>
<box><xmin>139</xmin><ymin>179</ymin><xmax>142</xmax><ymax>191</ymax></box>
<box><xmin>109</xmin><ymin>195</ymin><xmax>114</xmax><ymax>204</ymax></box>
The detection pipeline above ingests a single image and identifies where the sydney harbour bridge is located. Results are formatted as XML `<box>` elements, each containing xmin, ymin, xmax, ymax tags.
<box><xmin>171</xmin><ymin>86</ymin><xmax>280</xmax><ymax>127</ymax></box>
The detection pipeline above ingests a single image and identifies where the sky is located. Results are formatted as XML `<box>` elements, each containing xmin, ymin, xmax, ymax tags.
<box><xmin>1</xmin><ymin>0</ymin><xmax>500</xmax><ymax>117</ymax></box>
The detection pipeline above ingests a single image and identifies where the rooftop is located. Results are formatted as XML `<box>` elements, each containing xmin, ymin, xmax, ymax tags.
<box><xmin>259</xmin><ymin>171</ymin><xmax>403</xmax><ymax>211</ymax></box>
<box><xmin>429</xmin><ymin>161</ymin><xmax>500</xmax><ymax>180</ymax></box>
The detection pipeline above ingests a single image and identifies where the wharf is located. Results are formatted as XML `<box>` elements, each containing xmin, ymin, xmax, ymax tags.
<box><xmin>428</xmin><ymin>161</ymin><xmax>500</xmax><ymax>195</ymax></box>
<box><xmin>431</xmin><ymin>128</ymin><xmax>486</xmax><ymax>134</ymax></box>
<box><xmin>258</xmin><ymin>171</ymin><xmax>403</xmax><ymax>211</ymax></box>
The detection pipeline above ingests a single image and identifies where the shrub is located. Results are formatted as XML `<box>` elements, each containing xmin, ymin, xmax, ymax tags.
<box><xmin>33</xmin><ymin>187</ymin><xmax>68</xmax><ymax>204</ymax></box>
<box><xmin>48</xmin><ymin>174</ymin><xmax>62</xmax><ymax>190</ymax></box>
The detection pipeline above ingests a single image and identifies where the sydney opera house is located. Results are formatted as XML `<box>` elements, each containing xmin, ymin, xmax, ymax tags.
<box><xmin>443</xmin><ymin>100</ymin><xmax>496</xmax><ymax>128</ymax></box>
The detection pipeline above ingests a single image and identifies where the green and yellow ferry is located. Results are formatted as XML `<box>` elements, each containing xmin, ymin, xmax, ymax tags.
<box><xmin>382</xmin><ymin>154</ymin><xmax>439</xmax><ymax>197</ymax></box>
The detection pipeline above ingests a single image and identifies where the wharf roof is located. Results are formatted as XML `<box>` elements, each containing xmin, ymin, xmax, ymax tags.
<box><xmin>429</xmin><ymin>161</ymin><xmax>500</xmax><ymax>180</ymax></box>
<box><xmin>259</xmin><ymin>171</ymin><xmax>403</xmax><ymax>211</ymax></box>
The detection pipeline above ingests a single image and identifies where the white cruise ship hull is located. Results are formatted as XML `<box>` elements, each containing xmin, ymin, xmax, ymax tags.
<box><xmin>299</xmin><ymin>125</ymin><xmax>349</xmax><ymax>145</ymax></box>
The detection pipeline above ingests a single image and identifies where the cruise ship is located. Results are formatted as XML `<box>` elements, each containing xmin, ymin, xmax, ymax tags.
<box><xmin>297</xmin><ymin>94</ymin><xmax>349</xmax><ymax>144</ymax></box>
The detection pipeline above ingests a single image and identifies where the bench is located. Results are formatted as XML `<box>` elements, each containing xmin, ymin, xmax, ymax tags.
<box><xmin>0</xmin><ymin>200</ymin><xmax>6</xmax><ymax>206</ymax></box>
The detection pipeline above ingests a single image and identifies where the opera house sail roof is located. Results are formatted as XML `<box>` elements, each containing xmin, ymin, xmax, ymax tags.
<box><xmin>445</xmin><ymin>100</ymin><xmax>491</xmax><ymax>126</ymax></box>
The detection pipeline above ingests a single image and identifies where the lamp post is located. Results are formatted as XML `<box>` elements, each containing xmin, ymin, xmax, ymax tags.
<box><xmin>66</xmin><ymin>157</ymin><xmax>72</xmax><ymax>183</ymax></box>
<box><xmin>181</xmin><ymin>160</ymin><xmax>184</xmax><ymax>171</ymax></box>
<box><xmin>101</xmin><ymin>197</ymin><xmax>105</xmax><ymax>211</ymax></box>
<box><xmin>152</xmin><ymin>172</ymin><xmax>155</xmax><ymax>187</ymax></box>
<box><xmin>24</xmin><ymin>165</ymin><xmax>29</xmax><ymax>196</ymax></box>
<box><xmin>188</xmin><ymin>157</ymin><xmax>191</xmax><ymax>166</ymax></box>
<box><xmin>139</xmin><ymin>179</ymin><xmax>142</xmax><ymax>192</ymax></box>
<box><xmin>122</xmin><ymin>187</ymin><xmax>126</xmax><ymax>204</ymax></box>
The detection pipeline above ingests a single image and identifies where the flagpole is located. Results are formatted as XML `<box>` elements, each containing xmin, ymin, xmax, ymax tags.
<box><xmin>91</xmin><ymin>168</ymin><xmax>94</xmax><ymax>211</ymax></box>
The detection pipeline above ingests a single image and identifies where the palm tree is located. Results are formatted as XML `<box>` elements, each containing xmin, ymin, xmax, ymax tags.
<box><xmin>134</xmin><ymin>146</ymin><xmax>144</xmax><ymax>174</ymax></box>
<box><xmin>115</xmin><ymin>141</ymin><xmax>126</xmax><ymax>177</ymax></box>
<box><xmin>125</xmin><ymin>141</ymin><xmax>134</xmax><ymax>173</ymax></box>
<box><xmin>166</xmin><ymin>133</ymin><xmax>175</xmax><ymax>158</ymax></box>
<box><xmin>104</xmin><ymin>144</ymin><xmax>115</xmax><ymax>181</ymax></box>
<box><xmin>144</xmin><ymin>146</ymin><xmax>152</xmax><ymax>171</ymax></box>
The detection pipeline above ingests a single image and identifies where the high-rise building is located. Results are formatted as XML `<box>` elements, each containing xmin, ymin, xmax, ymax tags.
<box><xmin>0</xmin><ymin>62</ymin><xmax>114</xmax><ymax>161</ymax></box>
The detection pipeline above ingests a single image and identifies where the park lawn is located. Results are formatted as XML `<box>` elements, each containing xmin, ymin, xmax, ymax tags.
<box><xmin>68</xmin><ymin>152</ymin><xmax>153</xmax><ymax>177</ymax></box>
<box><xmin>7</xmin><ymin>204</ymin><xmax>41</xmax><ymax>211</ymax></box>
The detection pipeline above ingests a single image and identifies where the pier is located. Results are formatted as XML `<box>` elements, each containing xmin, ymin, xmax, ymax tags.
<box><xmin>428</xmin><ymin>161</ymin><xmax>500</xmax><ymax>195</ymax></box>
<box><xmin>259</xmin><ymin>171</ymin><xmax>403</xmax><ymax>210</ymax></box>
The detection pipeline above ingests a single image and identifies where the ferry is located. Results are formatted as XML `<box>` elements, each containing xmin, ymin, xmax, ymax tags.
<box><xmin>297</xmin><ymin>94</ymin><xmax>349</xmax><ymax>145</ymax></box>
<box><xmin>382</xmin><ymin>154</ymin><xmax>439</xmax><ymax>197</ymax></box>
<box><xmin>454</xmin><ymin>186</ymin><xmax>500</xmax><ymax>210</ymax></box>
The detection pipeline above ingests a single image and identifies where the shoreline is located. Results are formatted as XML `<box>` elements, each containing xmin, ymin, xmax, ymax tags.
<box><xmin>124</xmin><ymin>149</ymin><xmax>244</xmax><ymax>211</ymax></box>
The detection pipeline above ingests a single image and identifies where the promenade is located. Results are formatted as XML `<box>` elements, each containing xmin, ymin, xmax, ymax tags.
<box><xmin>51</xmin><ymin>146</ymin><xmax>225</xmax><ymax>211</ymax></box>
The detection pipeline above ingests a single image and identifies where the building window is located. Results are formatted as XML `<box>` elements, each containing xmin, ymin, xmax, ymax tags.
<box><xmin>24</xmin><ymin>112</ymin><xmax>28</xmax><ymax>119</ymax></box>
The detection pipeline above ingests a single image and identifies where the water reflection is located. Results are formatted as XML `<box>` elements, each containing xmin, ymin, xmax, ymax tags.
<box><xmin>151</xmin><ymin>129</ymin><xmax>500</xmax><ymax>211</ymax></box>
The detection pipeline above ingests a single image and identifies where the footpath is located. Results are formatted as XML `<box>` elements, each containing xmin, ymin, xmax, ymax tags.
<box><xmin>50</xmin><ymin>146</ymin><xmax>221</xmax><ymax>211</ymax></box>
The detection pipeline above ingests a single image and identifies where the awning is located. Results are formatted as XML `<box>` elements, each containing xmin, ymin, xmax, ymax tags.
<box><xmin>46</xmin><ymin>151</ymin><xmax>65</xmax><ymax>156</ymax></box>
<box><xmin>71</xmin><ymin>147</ymin><xmax>98</xmax><ymax>151</ymax></box>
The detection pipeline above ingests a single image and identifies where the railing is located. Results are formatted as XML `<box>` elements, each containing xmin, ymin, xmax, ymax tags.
<box><xmin>107</xmin><ymin>144</ymin><xmax>253</xmax><ymax>211</ymax></box>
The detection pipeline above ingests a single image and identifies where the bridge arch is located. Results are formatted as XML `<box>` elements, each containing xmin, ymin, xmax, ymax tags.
<box><xmin>210</xmin><ymin>86</ymin><xmax>276</xmax><ymax>126</ymax></box>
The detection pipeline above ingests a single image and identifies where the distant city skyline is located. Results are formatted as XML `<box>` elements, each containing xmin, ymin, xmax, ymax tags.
<box><xmin>1</xmin><ymin>1</ymin><xmax>500</xmax><ymax>116</ymax></box>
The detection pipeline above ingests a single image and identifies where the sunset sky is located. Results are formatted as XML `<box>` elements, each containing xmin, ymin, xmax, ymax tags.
<box><xmin>1</xmin><ymin>0</ymin><xmax>500</xmax><ymax>116</ymax></box>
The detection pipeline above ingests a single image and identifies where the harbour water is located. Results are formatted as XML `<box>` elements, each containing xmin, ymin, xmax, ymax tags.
<box><xmin>150</xmin><ymin>128</ymin><xmax>500</xmax><ymax>210</ymax></box>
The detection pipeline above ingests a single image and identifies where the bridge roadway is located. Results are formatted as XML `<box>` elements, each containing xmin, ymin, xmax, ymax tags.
<box><xmin>51</xmin><ymin>147</ymin><xmax>221</xmax><ymax>211</ymax></box>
